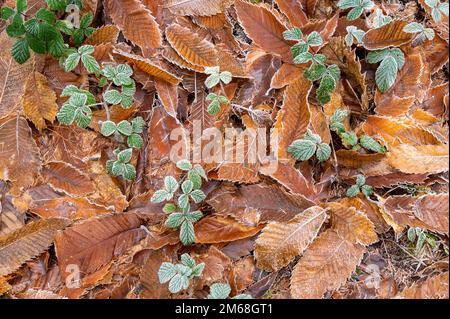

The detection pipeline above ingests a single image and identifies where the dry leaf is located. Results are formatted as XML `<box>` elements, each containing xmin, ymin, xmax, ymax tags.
<box><xmin>165</xmin><ymin>0</ymin><xmax>234</xmax><ymax>16</ymax></box>
<box><xmin>398</xmin><ymin>272</ymin><xmax>449</xmax><ymax>299</ymax></box>
<box><xmin>362</xmin><ymin>20</ymin><xmax>413</xmax><ymax>50</ymax></box>
<box><xmin>255</xmin><ymin>206</ymin><xmax>327</xmax><ymax>271</ymax></box>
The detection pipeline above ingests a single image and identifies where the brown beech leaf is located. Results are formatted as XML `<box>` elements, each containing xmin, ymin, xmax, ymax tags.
<box><xmin>113</xmin><ymin>49</ymin><xmax>181</xmax><ymax>84</ymax></box>
<box><xmin>85</xmin><ymin>24</ymin><xmax>120</xmax><ymax>45</ymax></box>
<box><xmin>0</xmin><ymin>211</ymin><xmax>24</xmax><ymax>237</ymax></box>
<box><xmin>90</xmin><ymin>104</ymin><xmax>137</xmax><ymax>132</ymax></box>
<box><xmin>194</xmin><ymin>246</ymin><xmax>232</xmax><ymax>287</ymax></box>
<box><xmin>362</xmin><ymin>116</ymin><xmax>442</xmax><ymax>147</ymax></box>
<box><xmin>164</xmin><ymin>0</ymin><xmax>233</xmax><ymax>16</ymax></box>
<box><xmin>255</xmin><ymin>206</ymin><xmax>327</xmax><ymax>272</ymax></box>
<box><xmin>195</xmin><ymin>215</ymin><xmax>264</xmax><ymax>244</ymax></box>
<box><xmin>420</xmin><ymin>83</ymin><xmax>449</xmax><ymax>118</ymax></box>
<box><xmin>270</xmin><ymin>64</ymin><xmax>304</xmax><ymax>90</ymax></box>
<box><xmin>274</xmin><ymin>0</ymin><xmax>309</xmax><ymax>28</ymax></box>
<box><xmin>383</xmin><ymin>194</ymin><xmax>449</xmax><ymax>235</ymax></box>
<box><xmin>155</xmin><ymin>79</ymin><xmax>178</xmax><ymax>119</ymax></box>
<box><xmin>209</xmin><ymin>183</ymin><xmax>314</xmax><ymax>225</ymax></box>
<box><xmin>321</xmin><ymin>37</ymin><xmax>368</xmax><ymax>111</ymax></box>
<box><xmin>0</xmin><ymin>32</ymin><xmax>35</xmax><ymax>119</ymax></box>
<box><xmin>362</xmin><ymin>20</ymin><xmax>413</xmax><ymax>50</ymax></box>
<box><xmin>30</xmin><ymin>197</ymin><xmax>113</xmax><ymax>220</ymax></box>
<box><xmin>165</xmin><ymin>24</ymin><xmax>218</xmax><ymax>68</ymax></box>
<box><xmin>336</xmin><ymin>150</ymin><xmax>392</xmax><ymax>177</ymax></box>
<box><xmin>193</xmin><ymin>13</ymin><xmax>229</xmax><ymax>29</ymax></box>
<box><xmin>290</xmin><ymin>230</ymin><xmax>365</xmax><ymax>299</ymax></box>
<box><xmin>259</xmin><ymin>160</ymin><xmax>317</xmax><ymax>199</ymax></box>
<box><xmin>42</xmin><ymin>161</ymin><xmax>95</xmax><ymax>197</ymax></box>
<box><xmin>105</xmin><ymin>0</ymin><xmax>162</xmax><ymax>51</ymax></box>
<box><xmin>235</xmin><ymin>0</ymin><xmax>292</xmax><ymax>63</ymax></box>
<box><xmin>23</xmin><ymin>72</ymin><xmax>58</xmax><ymax>130</ymax></box>
<box><xmin>0</xmin><ymin>115</ymin><xmax>41</xmax><ymax>195</ymax></box>
<box><xmin>274</xmin><ymin>76</ymin><xmax>312</xmax><ymax>159</ymax></box>
<box><xmin>162</xmin><ymin>46</ymin><xmax>204</xmax><ymax>72</ymax></box>
<box><xmin>375</xmin><ymin>54</ymin><xmax>424</xmax><ymax>116</ymax></box>
<box><xmin>327</xmin><ymin>202</ymin><xmax>378</xmax><ymax>246</ymax></box>
<box><xmin>228</xmin><ymin>256</ymin><xmax>255</xmax><ymax>294</ymax></box>
<box><xmin>387</xmin><ymin>144</ymin><xmax>449</xmax><ymax>175</ymax></box>
<box><xmin>398</xmin><ymin>272</ymin><xmax>449</xmax><ymax>299</ymax></box>
<box><xmin>0</xmin><ymin>218</ymin><xmax>69</xmax><ymax>276</ymax></box>
<box><xmin>55</xmin><ymin>213</ymin><xmax>146</xmax><ymax>280</ymax></box>
<box><xmin>420</xmin><ymin>36</ymin><xmax>449</xmax><ymax>75</ymax></box>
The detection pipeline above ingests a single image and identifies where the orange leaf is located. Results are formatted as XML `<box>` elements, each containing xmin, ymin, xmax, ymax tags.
<box><xmin>155</xmin><ymin>79</ymin><xmax>178</xmax><ymax>119</ymax></box>
<box><xmin>362</xmin><ymin>20</ymin><xmax>413</xmax><ymax>50</ymax></box>
<box><xmin>270</xmin><ymin>63</ymin><xmax>304</xmax><ymax>90</ymax></box>
<box><xmin>255</xmin><ymin>206</ymin><xmax>327</xmax><ymax>271</ymax></box>
<box><xmin>165</xmin><ymin>24</ymin><xmax>218</xmax><ymax>68</ymax></box>
<box><xmin>164</xmin><ymin>0</ymin><xmax>234</xmax><ymax>16</ymax></box>
<box><xmin>290</xmin><ymin>230</ymin><xmax>365</xmax><ymax>299</ymax></box>
<box><xmin>398</xmin><ymin>272</ymin><xmax>449</xmax><ymax>299</ymax></box>
<box><xmin>84</xmin><ymin>24</ymin><xmax>120</xmax><ymax>45</ymax></box>
<box><xmin>235</xmin><ymin>0</ymin><xmax>292</xmax><ymax>62</ymax></box>
<box><xmin>274</xmin><ymin>0</ymin><xmax>308</xmax><ymax>28</ymax></box>
<box><xmin>327</xmin><ymin>202</ymin><xmax>378</xmax><ymax>246</ymax></box>
<box><xmin>195</xmin><ymin>215</ymin><xmax>263</xmax><ymax>244</ymax></box>
<box><xmin>105</xmin><ymin>0</ymin><xmax>162</xmax><ymax>51</ymax></box>
<box><xmin>114</xmin><ymin>49</ymin><xmax>181</xmax><ymax>84</ymax></box>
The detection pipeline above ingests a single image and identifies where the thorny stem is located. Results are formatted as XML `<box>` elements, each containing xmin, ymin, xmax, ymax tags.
<box><xmin>329</xmin><ymin>136</ymin><xmax>340</xmax><ymax>182</ymax></box>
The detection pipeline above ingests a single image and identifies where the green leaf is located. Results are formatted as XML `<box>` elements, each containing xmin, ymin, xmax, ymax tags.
<box><xmin>100</xmin><ymin>120</ymin><xmax>117</xmax><ymax>136</ymax></box>
<box><xmin>432</xmin><ymin>7</ymin><xmax>442</xmax><ymax>22</ymax></box>
<box><xmin>69</xmin><ymin>93</ymin><xmax>87</xmax><ymax>107</ymax></box>
<box><xmin>346</xmin><ymin>184</ymin><xmax>360</xmax><ymax>197</ymax></box>
<box><xmin>208</xmin><ymin>283</ymin><xmax>231</xmax><ymax>299</ymax></box>
<box><xmin>74</xmin><ymin>106</ymin><xmax>91</xmax><ymax>128</ymax></box>
<box><xmin>122</xmin><ymin>164</ymin><xmax>135</xmax><ymax>180</ymax></box>
<box><xmin>1</xmin><ymin>7</ymin><xmax>15</xmax><ymax>20</ymax></box>
<box><xmin>80</xmin><ymin>13</ymin><xmax>93</xmax><ymax>29</ymax></box>
<box><xmin>291</xmin><ymin>42</ymin><xmax>309</xmax><ymax>58</ymax></box>
<box><xmin>103</xmin><ymin>90</ymin><xmax>122</xmax><ymax>105</ymax></box>
<box><xmin>312</xmin><ymin>54</ymin><xmax>327</xmax><ymax>65</ymax></box>
<box><xmin>337</xmin><ymin>0</ymin><xmax>360</xmax><ymax>9</ymax></box>
<box><xmin>81</xmin><ymin>54</ymin><xmax>100</xmax><ymax>74</ymax></box>
<box><xmin>205</xmin><ymin>73</ymin><xmax>220</xmax><ymax>88</ymax></box>
<box><xmin>120</xmin><ymin>95</ymin><xmax>134</xmax><ymax>109</ymax></box>
<box><xmin>359</xmin><ymin>135</ymin><xmax>386</xmax><ymax>153</ymax></box>
<box><xmin>185</xmin><ymin>211</ymin><xmax>203</xmax><ymax>223</ymax></box>
<box><xmin>193</xmin><ymin>164</ymin><xmax>208</xmax><ymax>181</ymax></box>
<box><xmin>304</xmin><ymin>63</ymin><xmax>326</xmax><ymax>81</ymax></box>
<box><xmin>163</xmin><ymin>203</ymin><xmax>177</xmax><ymax>213</ymax></box>
<box><xmin>111</xmin><ymin>161</ymin><xmax>125</xmax><ymax>176</ymax></box>
<box><xmin>188</xmin><ymin>170</ymin><xmax>202</xmax><ymax>189</ymax></box>
<box><xmin>293</xmin><ymin>52</ymin><xmax>313</xmax><ymax>64</ymax></box>
<box><xmin>219</xmin><ymin>71</ymin><xmax>232</xmax><ymax>84</ymax></box>
<box><xmin>287</xmin><ymin>139</ymin><xmax>317</xmax><ymax>161</ymax></box>
<box><xmin>168</xmin><ymin>274</ymin><xmax>189</xmax><ymax>293</ymax></box>
<box><xmin>165</xmin><ymin>176</ymin><xmax>179</xmax><ymax>193</ymax></box>
<box><xmin>306</xmin><ymin>31</ymin><xmax>323</xmax><ymax>46</ymax></box>
<box><xmin>122</xmin><ymin>82</ymin><xmax>136</xmax><ymax>97</ymax></box>
<box><xmin>45</xmin><ymin>0</ymin><xmax>67</xmax><ymax>11</ymax></box>
<box><xmin>178</xmin><ymin>194</ymin><xmax>189</xmax><ymax>209</ymax></box>
<box><xmin>283</xmin><ymin>27</ymin><xmax>302</xmax><ymax>41</ymax></box>
<box><xmin>177</xmin><ymin>159</ymin><xmax>192</xmax><ymax>171</ymax></box>
<box><xmin>423</xmin><ymin>28</ymin><xmax>435</xmax><ymax>40</ymax></box>
<box><xmin>233</xmin><ymin>294</ymin><xmax>253</xmax><ymax>299</ymax></box>
<box><xmin>347</xmin><ymin>6</ymin><xmax>364</xmax><ymax>20</ymax></box>
<box><xmin>151</xmin><ymin>189</ymin><xmax>170</xmax><ymax>203</ymax></box>
<box><xmin>204</xmin><ymin>66</ymin><xmax>219</xmax><ymax>75</ymax></box>
<box><xmin>179</xmin><ymin>220</ymin><xmax>195</xmax><ymax>245</ymax></box>
<box><xmin>181</xmin><ymin>180</ymin><xmax>194</xmax><ymax>194</ymax></box>
<box><xmin>375</xmin><ymin>56</ymin><xmax>398</xmax><ymax>93</ymax></box>
<box><xmin>180</xmin><ymin>253</ymin><xmax>196</xmax><ymax>268</ymax></box>
<box><xmin>207</xmin><ymin>100</ymin><xmax>221</xmax><ymax>115</ymax></box>
<box><xmin>355</xmin><ymin>174</ymin><xmax>366</xmax><ymax>187</ymax></box>
<box><xmin>6</xmin><ymin>14</ymin><xmax>25</xmax><ymax>37</ymax></box>
<box><xmin>57</xmin><ymin>103</ymin><xmax>77</xmax><ymax>125</ymax></box>
<box><xmin>407</xmin><ymin>227</ymin><xmax>417</xmax><ymax>242</ymax></box>
<box><xmin>165</xmin><ymin>213</ymin><xmax>185</xmax><ymax>229</ymax></box>
<box><xmin>117</xmin><ymin>120</ymin><xmax>133</xmax><ymax>136</ymax></box>
<box><xmin>62</xmin><ymin>85</ymin><xmax>96</xmax><ymax>105</ymax></box>
<box><xmin>361</xmin><ymin>184</ymin><xmax>374</xmax><ymax>198</ymax></box>
<box><xmin>315</xmin><ymin>143</ymin><xmax>331</xmax><ymax>162</ymax></box>
<box><xmin>78</xmin><ymin>45</ymin><xmax>95</xmax><ymax>55</ymax></box>
<box><xmin>131</xmin><ymin>116</ymin><xmax>145</xmax><ymax>133</ymax></box>
<box><xmin>25</xmin><ymin>33</ymin><xmax>46</xmax><ymax>54</ymax></box>
<box><xmin>64</xmin><ymin>52</ymin><xmax>81</xmax><ymax>72</ymax></box>
<box><xmin>304</xmin><ymin>129</ymin><xmax>322</xmax><ymax>143</ymax></box>
<box><xmin>341</xmin><ymin>131</ymin><xmax>358</xmax><ymax>147</ymax></box>
<box><xmin>191</xmin><ymin>263</ymin><xmax>205</xmax><ymax>277</ymax></box>
<box><xmin>158</xmin><ymin>262</ymin><xmax>177</xmax><ymax>284</ymax></box>
<box><xmin>403</xmin><ymin>22</ymin><xmax>424</xmax><ymax>33</ymax></box>
<box><xmin>190</xmin><ymin>189</ymin><xmax>206</xmax><ymax>203</ymax></box>
<box><xmin>317</xmin><ymin>74</ymin><xmax>336</xmax><ymax>105</ymax></box>
<box><xmin>11</xmin><ymin>38</ymin><xmax>30</xmax><ymax>64</ymax></box>
<box><xmin>36</xmin><ymin>8</ymin><xmax>56</xmax><ymax>24</ymax></box>
<box><xmin>117</xmin><ymin>148</ymin><xmax>133</xmax><ymax>163</ymax></box>
<box><xmin>127</xmin><ymin>134</ymin><xmax>144</xmax><ymax>148</ymax></box>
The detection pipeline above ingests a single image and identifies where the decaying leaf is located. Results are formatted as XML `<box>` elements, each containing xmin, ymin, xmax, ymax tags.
<box><xmin>362</xmin><ymin>20</ymin><xmax>413</xmax><ymax>50</ymax></box>
<box><xmin>255</xmin><ymin>206</ymin><xmax>327</xmax><ymax>271</ymax></box>
<box><xmin>398</xmin><ymin>272</ymin><xmax>449</xmax><ymax>299</ymax></box>
<box><xmin>0</xmin><ymin>218</ymin><xmax>69</xmax><ymax>276</ymax></box>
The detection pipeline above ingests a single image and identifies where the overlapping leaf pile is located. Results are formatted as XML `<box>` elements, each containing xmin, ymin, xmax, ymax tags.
<box><xmin>0</xmin><ymin>0</ymin><xmax>448</xmax><ymax>299</ymax></box>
